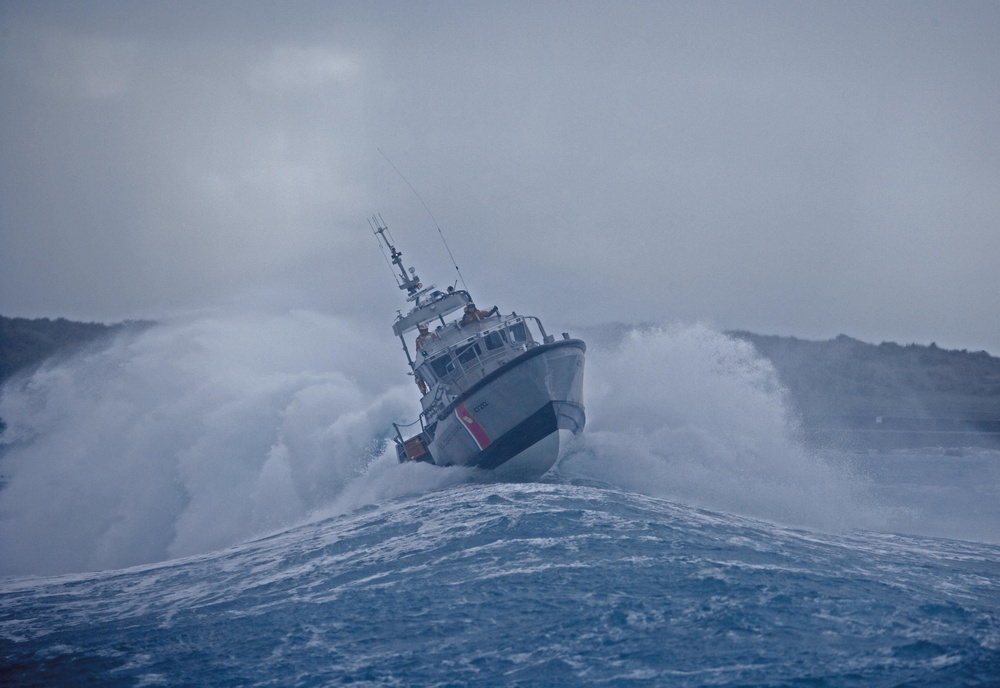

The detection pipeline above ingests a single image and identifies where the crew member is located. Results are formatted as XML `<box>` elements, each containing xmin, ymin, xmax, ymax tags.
<box><xmin>415</xmin><ymin>323</ymin><xmax>436</xmax><ymax>350</ymax></box>
<box><xmin>461</xmin><ymin>303</ymin><xmax>497</xmax><ymax>326</ymax></box>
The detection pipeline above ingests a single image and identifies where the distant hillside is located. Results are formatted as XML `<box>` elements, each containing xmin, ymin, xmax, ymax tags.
<box><xmin>0</xmin><ymin>316</ymin><xmax>148</xmax><ymax>387</ymax></box>
<box><xmin>728</xmin><ymin>332</ymin><xmax>1000</xmax><ymax>449</ymax></box>
<box><xmin>728</xmin><ymin>332</ymin><xmax>1000</xmax><ymax>419</ymax></box>
<box><xmin>3</xmin><ymin>317</ymin><xmax>999</xmax><ymax>450</ymax></box>
<box><xmin>0</xmin><ymin>316</ymin><xmax>147</xmax><ymax>442</ymax></box>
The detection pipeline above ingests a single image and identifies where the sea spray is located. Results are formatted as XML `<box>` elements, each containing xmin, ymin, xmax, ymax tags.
<box><xmin>3</xmin><ymin>320</ymin><xmax>999</xmax><ymax>686</ymax></box>
<box><xmin>559</xmin><ymin>324</ymin><xmax>882</xmax><ymax>530</ymax></box>
<box><xmin>0</xmin><ymin>312</ymin><xmax>419</xmax><ymax>576</ymax></box>
<box><xmin>0</xmin><ymin>316</ymin><xmax>894</xmax><ymax>577</ymax></box>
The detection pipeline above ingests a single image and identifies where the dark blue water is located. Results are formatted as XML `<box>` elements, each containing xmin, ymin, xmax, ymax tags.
<box><xmin>2</xmin><ymin>316</ymin><xmax>999</xmax><ymax>685</ymax></box>
<box><xmin>2</xmin><ymin>481</ymin><xmax>999</xmax><ymax>686</ymax></box>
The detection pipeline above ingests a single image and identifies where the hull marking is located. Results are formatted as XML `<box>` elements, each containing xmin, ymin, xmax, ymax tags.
<box><xmin>455</xmin><ymin>401</ymin><xmax>492</xmax><ymax>451</ymax></box>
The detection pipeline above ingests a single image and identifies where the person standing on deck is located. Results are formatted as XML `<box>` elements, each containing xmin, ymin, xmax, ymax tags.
<box><xmin>415</xmin><ymin>323</ymin><xmax>436</xmax><ymax>350</ymax></box>
<box><xmin>461</xmin><ymin>303</ymin><xmax>497</xmax><ymax>326</ymax></box>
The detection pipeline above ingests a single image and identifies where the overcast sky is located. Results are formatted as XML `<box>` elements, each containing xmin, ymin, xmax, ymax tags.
<box><xmin>2</xmin><ymin>1</ymin><xmax>998</xmax><ymax>353</ymax></box>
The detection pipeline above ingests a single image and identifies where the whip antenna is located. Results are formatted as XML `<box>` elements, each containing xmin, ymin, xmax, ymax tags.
<box><xmin>378</xmin><ymin>148</ymin><xmax>469</xmax><ymax>292</ymax></box>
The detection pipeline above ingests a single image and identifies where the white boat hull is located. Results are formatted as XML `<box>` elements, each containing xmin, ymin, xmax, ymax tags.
<box><xmin>424</xmin><ymin>339</ymin><xmax>586</xmax><ymax>479</ymax></box>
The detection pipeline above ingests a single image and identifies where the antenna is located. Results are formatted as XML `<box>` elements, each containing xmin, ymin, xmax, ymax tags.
<box><xmin>378</xmin><ymin>148</ymin><xmax>469</xmax><ymax>292</ymax></box>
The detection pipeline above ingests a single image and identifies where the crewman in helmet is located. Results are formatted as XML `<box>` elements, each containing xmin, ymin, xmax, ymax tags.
<box><xmin>460</xmin><ymin>303</ymin><xmax>497</xmax><ymax>326</ymax></box>
<box><xmin>415</xmin><ymin>323</ymin><xmax>436</xmax><ymax>351</ymax></box>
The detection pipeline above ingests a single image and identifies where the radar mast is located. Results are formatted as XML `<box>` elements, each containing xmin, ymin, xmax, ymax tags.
<box><xmin>370</xmin><ymin>215</ymin><xmax>422</xmax><ymax>297</ymax></box>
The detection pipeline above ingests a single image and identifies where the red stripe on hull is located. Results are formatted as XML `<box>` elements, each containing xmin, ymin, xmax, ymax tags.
<box><xmin>455</xmin><ymin>402</ymin><xmax>492</xmax><ymax>450</ymax></box>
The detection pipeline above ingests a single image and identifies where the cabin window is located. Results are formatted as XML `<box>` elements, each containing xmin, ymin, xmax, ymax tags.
<box><xmin>430</xmin><ymin>353</ymin><xmax>455</xmax><ymax>378</ymax></box>
<box><xmin>509</xmin><ymin>322</ymin><xmax>528</xmax><ymax>343</ymax></box>
<box><xmin>484</xmin><ymin>330</ymin><xmax>507</xmax><ymax>351</ymax></box>
<box><xmin>456</xmin><ymin>342</ymin><xmax>482</xmax><ymax>365</ymax></box>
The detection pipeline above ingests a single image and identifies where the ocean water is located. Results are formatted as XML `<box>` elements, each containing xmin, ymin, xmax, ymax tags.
<box><xmin>1</xmin><ymin>315</ymin><xmax>998</xmax><ymax>685</ymax></box>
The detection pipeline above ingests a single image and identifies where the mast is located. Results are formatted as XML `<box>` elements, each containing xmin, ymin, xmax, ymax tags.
<box><xmin>370</xmin><ymin>215</ymin><xmax>422</xmax><ymax>297</ymax></box>
<box><xmin>371</xmin><ymin>214</ymin><xmax>473</xmax><ymax>368</ymax></box>
<box><xmin>371</xmin><ymin>215</ymin><xmax>421</xmax><ymax>368</ymax></box>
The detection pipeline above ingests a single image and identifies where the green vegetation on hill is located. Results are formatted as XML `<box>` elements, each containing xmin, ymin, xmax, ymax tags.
<box><xmin>1</xmin><ymin>316</ymin><xmax>153</xmax><ymax>437</ymax></box>
<box><xmin>728</xmin><ymin>331</ymin><xmax>1000</xmax><ymax>421</ymax></box>
<box><xmin>2</xmin><ymin>316</ymin><xmax>999</xmax><ymax>448</ymax></box>
<box><xmin>0</xmin><ymin>316</ymin><xmax>141</xmax><ymax>386</ymax></box>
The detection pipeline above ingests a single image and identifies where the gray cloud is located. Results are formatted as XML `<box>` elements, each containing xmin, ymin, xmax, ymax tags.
<box><xmin>2</xmin><ymin>1</ymin><xmax>998</xmax><ymax>352</ymax></box>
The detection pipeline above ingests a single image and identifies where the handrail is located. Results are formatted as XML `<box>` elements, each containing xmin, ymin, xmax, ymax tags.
<box><xmin>524</xmin><ymin>315</ymin><xmax>548</xmax><ymax>342</ymax></box>
<box><xmin>391</xmin><ymin>417</ymin><xmax>423</xmax><ymax>446</ymax></box>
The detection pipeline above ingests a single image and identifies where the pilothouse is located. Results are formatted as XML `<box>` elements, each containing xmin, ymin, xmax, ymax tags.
<box><xmin>372</xmin><ymin>216</ymin><xmax>586</xmax><ymax>478</ymax></box>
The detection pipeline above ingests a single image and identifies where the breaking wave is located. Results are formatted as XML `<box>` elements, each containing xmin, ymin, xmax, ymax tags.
<box><xmin>0</xmin><ymin>316</ymin><xmax>885</xmax><ymax>576</ymax></box>
<box><xmin>558</xmin><ymin>324</ymin><xmax>880</xmax><ymax>530</ymax></box>
<box><xmin>0</xmin><ymin>312</ymin><xmax>462</xmax><ymax>576</ymax></box>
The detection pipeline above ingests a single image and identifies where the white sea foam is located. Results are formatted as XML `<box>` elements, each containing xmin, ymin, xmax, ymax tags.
<box><xmin>558</xmin><ymin>324</ymin><xmax>884</xmax><ymax>531</ymax></box>
<box><xmin>0</xmin><ymin>312</ymin><xmax>424</xmax><ymax>576</ymax></box>
<box><xmin>1</xmin><ymin>315</ymin><xmax>994</xmax><ymax>577</ymax></box>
